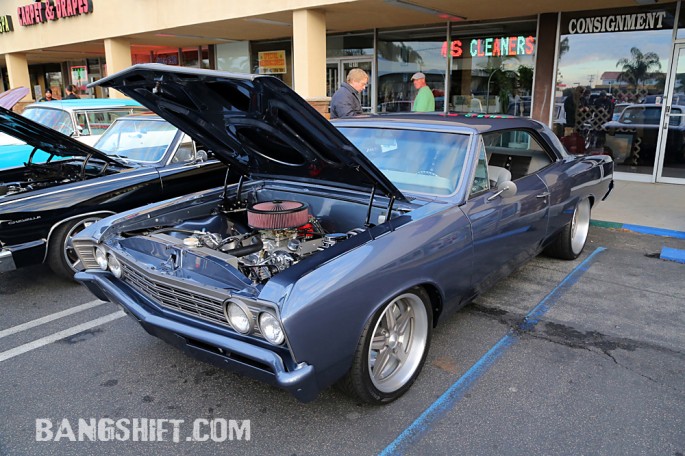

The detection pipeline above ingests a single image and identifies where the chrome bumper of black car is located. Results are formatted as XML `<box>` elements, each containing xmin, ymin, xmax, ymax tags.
<box><xmin>75</xmin><ymin>270</ymin><xmax>320</xmax><ymax>402</ymax></box>
<box><xmin>0</xmin><ymin>248</ymin><xmax>16</xmax><ymax>273</ymax></box>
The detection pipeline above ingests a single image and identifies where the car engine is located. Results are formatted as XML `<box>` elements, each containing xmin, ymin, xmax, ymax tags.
<box><xmin>174</xmin><ymin>200</ymin><xmax>363</xmax><ymax>284</ymax></box>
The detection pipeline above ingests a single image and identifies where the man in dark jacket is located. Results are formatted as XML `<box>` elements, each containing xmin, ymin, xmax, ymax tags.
<box><xmin>329</xmin><ymin>68</ymin><xmax>368</xmax><ymax>119</ymax></box>
<box><xmin>64</xmin><ymin>84</ymin><xmax>80</xmax><ymax>99</ymax></box>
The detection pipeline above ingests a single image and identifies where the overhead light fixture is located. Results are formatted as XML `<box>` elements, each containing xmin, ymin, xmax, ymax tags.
<box><xmin>384</xmin><ymin>0</ymin><xmax>465</xmax><ymax>21</ymax></box>
<box><xmin>244</xmin><ymin>18</ymin><xmax>292</xmax><ymax>27</ymax></box>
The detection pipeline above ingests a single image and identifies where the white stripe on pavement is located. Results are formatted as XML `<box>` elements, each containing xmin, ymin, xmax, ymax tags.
<box><xmin>0</xmin><ymin>311</ymin><xmax>125</xmax><ymax>363</ymax></box>
<box><xmin>0</xmin><ymin>299</ymin><xmax>106</xmax><ymax>339</ymax></box>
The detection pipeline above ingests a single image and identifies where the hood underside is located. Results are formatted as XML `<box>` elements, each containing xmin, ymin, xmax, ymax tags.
<box><xmin>90</xmin><ymin>64</ymin><xmax>406</xmax><ymax>201</ymax></box>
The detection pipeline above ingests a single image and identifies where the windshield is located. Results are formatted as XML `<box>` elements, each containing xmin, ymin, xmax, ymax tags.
<box><xmin>95</xmin><ymin>118</ymin><xmax>178</xmax><ymax>163</ymax></box>
<box><xmin>338</xmin><ymin>127</ymin><xmax>470</xmax><ymax>196</ymax></box>
<box><xmin>22</xmin><ymin>107</ymin><xmax>74</xmax><ymax>135</ymax></box>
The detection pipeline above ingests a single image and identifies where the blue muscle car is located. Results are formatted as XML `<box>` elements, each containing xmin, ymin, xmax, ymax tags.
<box><xmin>74</xmin><ymin>64</ymin><xmax>614</xmax><ymax>404</ymax></box>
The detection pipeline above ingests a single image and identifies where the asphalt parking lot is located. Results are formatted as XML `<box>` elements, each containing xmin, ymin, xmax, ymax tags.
<box><xmin>1</xmin><ymin>226</ymin><xmax>684</xmax><ymax>456</ymax></box>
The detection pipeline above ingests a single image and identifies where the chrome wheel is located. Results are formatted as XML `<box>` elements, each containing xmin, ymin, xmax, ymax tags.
<box><xmin>367</xmin><ymin>292</ymin><xmax>429</xmax><ymax>394</ymax></box>
<box><xmin>61</xmin><ymin>217</ymin><xmax>101</xmax><ymax>272</ymax></box>
<box><xmin>570</xmin><ymin>199</ymin><xmax>591</xmax><ymax>256</ymax></box>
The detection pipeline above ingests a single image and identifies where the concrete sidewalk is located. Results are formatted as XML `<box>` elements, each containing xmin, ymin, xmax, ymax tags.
<box><xmin>591</xmin><ymin>180</ymin><xmax>685</xmax><ymax>237</ymax></box>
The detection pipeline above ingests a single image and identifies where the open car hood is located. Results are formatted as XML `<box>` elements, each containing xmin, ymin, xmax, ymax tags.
<box><xmin>0</xmin><ymin>106</ymin><xmax>126</xmax><ymax>166</ymax></box>
<box><xmin>90</xmin><ymin>64</ymin><xmax>406</xmax><ymax>201</ymax></box>
<box><xmin>0</xmin><ymin>87</ymin><xmax>30</xmax><ymax>110</ymax></box>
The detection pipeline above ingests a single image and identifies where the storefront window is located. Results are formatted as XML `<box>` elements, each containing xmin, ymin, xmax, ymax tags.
<box><xmin>556</xmin><ymin>4</ymin><xmax>676</xmax><ymax>178</ymax></box>
<box><xmin>251</xmin><ymin>40</ymin><xmax>293</xmax><ymax>87</ymax></box>
<box><xmin>377</xmin><ymin>26</ymin><xmax>447</xmax><ymax>112</ymax></box>
<box><xmin>216</xmin><ymin>41</ymin><xmax>250</xmax><ymax>73</ymax></box>
<box><xmin>326</xmin><ymin>33</ymin><xmax>373</xmax><ymax>58</ymax></box>
<box><xmin>449</xmin><ymin>20</ymin><xmax>536</xmax><ymax>115</ymax></box>
<box><xmin>181</xmin><ymin>46</ymin><xmax>210</xmax><ymax>68</ymax></box>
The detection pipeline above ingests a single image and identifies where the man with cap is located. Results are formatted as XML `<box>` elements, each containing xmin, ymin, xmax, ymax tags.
<box><xmin>411</xmin><ymin>72</ymin><xmax>435</xmax><ymax>112</ymax></box>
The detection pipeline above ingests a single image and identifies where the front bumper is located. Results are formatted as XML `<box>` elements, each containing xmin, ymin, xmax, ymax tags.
<box><xmin>0</xmin><ymin>239</ymin><xmax>47</xmax><ymax>273</ymax></box>
<box><xmin>75</xmin><ymin>270</ymin><xmax>320</xmax><ymax>402</ymax></box>
<box><xmin>0</xmin><ymin>248</ymin><xmax>17</xmax><ymax>273</ymax></box>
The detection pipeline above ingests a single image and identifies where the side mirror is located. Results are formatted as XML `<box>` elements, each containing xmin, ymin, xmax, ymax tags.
<box><xmin>487</xmin><ymin>180</ymin><xmax>518</xmax><ymax>201</ymax></box>
<box><xmin>499</xmin><ymin>181</ymin><xmax>517</xmax><ymax>198</ymax></box>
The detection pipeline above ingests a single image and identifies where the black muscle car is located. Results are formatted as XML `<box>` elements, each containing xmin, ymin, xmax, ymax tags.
<box><xmin>0</xmin><ymin>108</ymin><xmax>229</xmax><ymax>279</ymax></box>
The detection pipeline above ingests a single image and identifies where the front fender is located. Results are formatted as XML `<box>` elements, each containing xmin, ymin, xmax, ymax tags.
<box><xmin>274</xmin><ymin>207</ymin><xmax>472</xmax><ymax>390</ymax></box>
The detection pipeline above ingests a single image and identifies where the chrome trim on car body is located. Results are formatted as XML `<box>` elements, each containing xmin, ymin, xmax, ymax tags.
<box><xmin>75</xmin><ymin>269</ymin><xmax>318</xmax><ymax>402</ymax></box>
<box><xmin>0</xmin><ymin>170</ymin><xmax>161</xmax><ymax>208</ymax></box>
<box><xmin>0</xmin><ymin>248</ymin><xmax>17</xmax><ymax>272</ymax></box>
<box><xmin>116</xmin><ymin>254</ymin><xmax>286</xmax><ymax>345</ymax></box>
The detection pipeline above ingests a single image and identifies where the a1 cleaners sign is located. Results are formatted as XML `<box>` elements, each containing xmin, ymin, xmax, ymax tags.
<box><xmin>17</xmin><ymin>0</ymin><xmax>93</xmax><ymax>27</ymax></box>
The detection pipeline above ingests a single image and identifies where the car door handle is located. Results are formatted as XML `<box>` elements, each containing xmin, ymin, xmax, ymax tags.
<box><xmin>536</xmin><ymin>192</ymin><xmax>550</xmax><ymax>198</ymax></box>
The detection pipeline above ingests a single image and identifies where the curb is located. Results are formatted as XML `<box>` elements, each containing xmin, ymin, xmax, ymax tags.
<box><xmin>590</xmin><ymin>219</ymin><xmax>685</xmax><ymax>240</ymax></box>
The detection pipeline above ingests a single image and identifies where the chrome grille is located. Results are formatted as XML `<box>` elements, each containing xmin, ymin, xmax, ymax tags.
<box><xmin>72</xmin><ymin>240</ymin><xmax>99</xmax><ymax>270</ymax></box>
<box><xmin>121</xmin><ymin>261</ymin><xmax>263</xmax><ymax>337</ymax></box>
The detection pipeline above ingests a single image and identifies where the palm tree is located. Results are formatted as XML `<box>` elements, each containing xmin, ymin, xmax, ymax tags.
<box><xmin>616</xmin><ymin>47</ymin><xmax>662</xmax><ymax>90</ymax></box>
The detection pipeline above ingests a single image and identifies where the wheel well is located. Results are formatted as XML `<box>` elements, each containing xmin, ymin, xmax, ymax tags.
<box><xmin>44</xmin><ymin>211</ymin><xmax>115</xmax><ymax>260</ymax></box>
<box><xmin>417</xmin><ymin>283</ymin><xmax>443</xmax><ymax>327</ymax></box>
<box><xmin>587</xmin><ymin>195</ymin><xmax>596</xmax><ymax>208</ymax></box>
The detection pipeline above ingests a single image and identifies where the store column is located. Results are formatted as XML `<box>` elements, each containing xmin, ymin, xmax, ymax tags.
<box><xmin>292</xmin><ymin>9</ymin><xmax>328</xmax><ymax>117</ymax></box>
<box><xmin>6</xmin><ymin>53</ymin><xmax>33</xmax><ymax>102</ymax></box>
<box><xmin>104</xmin><ymin>38</ymin><xmax>132</xmax><ymax>99</ymax></box>
<box><xmin>532</xmin><ymin>13</ymin><xmax>556</xmax><ymax>123</ymax></box>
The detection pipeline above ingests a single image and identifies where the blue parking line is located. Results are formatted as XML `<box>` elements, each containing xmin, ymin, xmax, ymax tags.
<box><xmin>379</xmin><ymin>247</ymin><xmax>607</xmax><ymax>456</ymax></box>
<box><xmin>591</xmin><ymin>220</ymin><xmax>685</xmax><ymax>240</ymax></box>
<box><xmin>660</xmin><ymin>247</ymin><xmax>685</xmax><ymax>264</ymax></box>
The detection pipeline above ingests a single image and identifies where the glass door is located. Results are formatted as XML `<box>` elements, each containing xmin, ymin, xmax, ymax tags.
<box><xmin>326</xmin><ymin>58</ymin><xmax>374</xmax><ymax>113</ymax></box>
<box><xmin>656</xmin><ymin>44</ymin><xmax>685</xmax><ymax>183</ymax></box>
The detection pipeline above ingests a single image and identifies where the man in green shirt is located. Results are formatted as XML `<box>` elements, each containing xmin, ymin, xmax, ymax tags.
<box><xmin>411</xmin><ymin>72</ymin><xmax>435</xmax><ymax>112</ymax></box>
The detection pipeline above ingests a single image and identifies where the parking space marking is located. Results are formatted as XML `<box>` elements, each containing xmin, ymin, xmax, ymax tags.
<box><xmin>0</xmin><ymin>310</ymin><xmax>125</xmax><ymax>363</ymax></box>
<box><xmin>380</xmin><ymin>247</ymin><xmax>607</xmax><ymax>456</ymax></box>
<box><xmin>0</xmin><ymin>299</ymin><xmax>106</xmax><ymax>339</ymax></box>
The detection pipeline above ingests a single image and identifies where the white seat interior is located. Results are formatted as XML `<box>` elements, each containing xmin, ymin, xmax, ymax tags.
<box><xmin>487</xmin><ymin>165</ymin><xmax>511</xmax><ymax>188</ymax></box>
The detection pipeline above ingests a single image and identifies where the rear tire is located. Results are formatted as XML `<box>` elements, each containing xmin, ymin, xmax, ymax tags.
<box><xmin>47</xmin><ymin>216</ymin><xmax>102</xmax><ymax>280</ymax></box>
<box><xmin>545</xmin><ymin>198</ymin><xmax>591</xmax><ymax>260</ymax></box>
<box><xmin>339</xmin><ymin>287</ymin><xmax>432</xmax><ymax>404</ymax></box>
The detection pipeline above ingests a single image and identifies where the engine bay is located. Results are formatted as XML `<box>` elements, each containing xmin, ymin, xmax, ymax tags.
<box><xmin>135</xmin><ymin>198</ymin><xmax>368</xmax><ymax>285</ymax></box>
<box><xmin>0</xmin><ymin>159</ymin><xmax>118</xmax><ymax>197</ymax></box>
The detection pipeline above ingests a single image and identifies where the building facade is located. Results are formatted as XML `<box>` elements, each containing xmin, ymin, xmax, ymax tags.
<box><xmin>1</xmin><ymin>0</ymin><xmax>684</xmax><ymax>184</ymax></box>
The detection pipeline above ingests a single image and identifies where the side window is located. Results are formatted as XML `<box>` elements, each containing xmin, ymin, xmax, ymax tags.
<box><xmin>470</xmin><ymin>140</ymin><xmax>490</xmax><ymax>196</ymax></box>
<box><xmin>483</xmin><ymin>129</ymin><xmax>553</xmax><ymax>180</ymax></box>
<box><xmin>86</xmin><ymin>111</ymin><xmax>109</xmax><ymax>135</ymax></box>
<box><xmin>75</xmin><ymin>113</ymin><xmax>89</xmax><ymax>135</ymax></box>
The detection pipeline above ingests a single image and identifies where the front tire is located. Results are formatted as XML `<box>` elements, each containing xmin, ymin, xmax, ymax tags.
<box><xmin>545</xmin><ymin>198</ymin><xmax>591</xmax><ymax>260</ymax></box>
<box><xmin>47</xmin><ymin>216</ymin><xmax>102</xmax><ymax>280</ymax></box>
<box><xmin>340</xmin><ymin>287</ymin><xmax>432</xmax><ymax>404</ymax></box>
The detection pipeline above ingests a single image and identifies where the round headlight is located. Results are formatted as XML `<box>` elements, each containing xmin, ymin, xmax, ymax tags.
<box><xmin>258</xmin><ymin>312</ymin><xmax>285</xmax><ymax>345</ymax></box>
<box><xmin>107</xmin><ymin>254</ymin><xmax>123</xmax><ymax>278</ymax></box>
<box><xmin>224</xmin><ymin>300</ymin><xmax>253</xmax><ymax>334</ymax></box>
<box><xmin>95</xmin><ymin>246</ymin><xmax>108</xmax><ymax>270</ymax></box>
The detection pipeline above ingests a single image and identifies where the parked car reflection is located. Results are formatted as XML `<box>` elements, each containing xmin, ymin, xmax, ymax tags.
<box><xmin>603</xmin><ymin>103</ymin><xmax>685</xmax><ymax>166</ymax></box>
